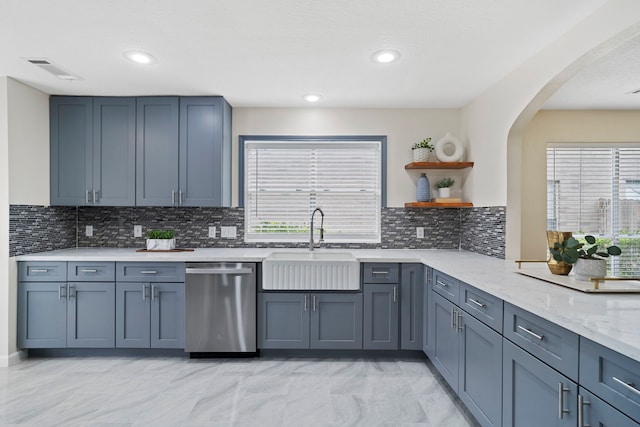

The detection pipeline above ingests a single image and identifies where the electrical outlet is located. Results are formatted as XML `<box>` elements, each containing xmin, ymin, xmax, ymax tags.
<box><xmin>208</xmin><ymin>226</ymin><xmax>217</xmax><ymax>238</ymax></box>
<box><xmin>85</xmin><ymin>225</ymin><xmax>93</xmax><ymax>237</ymax></box>
<box><xmin>416</xmin><ymin>227</ymin><xmax>424</xmax><ymax>239</ymax></box>
<box><xmin>134</xmin><ymin>225</ymin><xmax>142</xmax><ymax>237</ymax></box>
<box><xmin>221</xmin><ymin>226</ymin><xmax>237</xmax><ymax>239</ymax></box>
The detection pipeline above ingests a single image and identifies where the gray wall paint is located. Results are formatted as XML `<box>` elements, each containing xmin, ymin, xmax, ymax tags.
<box><xmin>9</xmin><ymin>205</ymin><xmax>505</xmax><ymax>259</ymax></box>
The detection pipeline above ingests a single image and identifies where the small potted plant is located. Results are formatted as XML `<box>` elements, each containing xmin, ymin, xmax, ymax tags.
<box><xmin>146</xmin><ymin>230</ymin><xmax>176</xmax><ymax>251</ymax></box>
<box><xmin>435</xmin><ymin>177</ymin><xmax>455</xmax><ymax>198</ymax></box>
<box><xmin>549</xmin><ymin>234</ymin><xmax>621</xmax><ymax>280</ymax></box>
<box><xmin>412</xmin><ymin>138</ymin><xmax>434</xmax><ymax>162</ymax></box>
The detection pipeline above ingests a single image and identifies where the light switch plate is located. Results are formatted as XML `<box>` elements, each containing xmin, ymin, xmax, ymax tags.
<box><xmin>221</xmin><ymin>226</ymin><xmax>237</xmax><ymax>239</ymax></box>
<box><xmin>416</xmin><ymin>227</ymin><xmax>424</xmax><ymax>239</ymax></box>
<box><xmin>85</xmin><ymin>225</ymin><xmax>93</xmax><ymax>237</ymax></box>
<box><xmin>134</xmin><ymin>225</ymin><xmax>142</xmax><ymax>237</ymax></box>
<box><xmin>208</xmin><ymin>226</ymin><xmax>217</xmax><ymax>238</ymax></box>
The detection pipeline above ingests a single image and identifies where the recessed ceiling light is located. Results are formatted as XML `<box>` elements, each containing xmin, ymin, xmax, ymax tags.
<box><xmin>303</xmin><ymin>94</ymin><xmax>322</xmax><ymax>103</ymax></box>
<box><xmin>124</xmin><ymin>50</ymin><xmax>156</xmax><ymax>65</ymax></box>
<box><xmin>372</xmin><ymin>49</ymin><xmax>401</xmax><ymax>64</ymax></box>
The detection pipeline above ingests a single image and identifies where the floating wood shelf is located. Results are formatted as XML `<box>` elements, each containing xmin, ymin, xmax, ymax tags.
<box><xmin>404</xmin><ymin>161</ymin><xmax>474</xmax><ymax>170</ymax></box>
<box><xmin>404</xmin><ymin>202</ymin><xmax>474</xmax><ymax>208</ymax></box>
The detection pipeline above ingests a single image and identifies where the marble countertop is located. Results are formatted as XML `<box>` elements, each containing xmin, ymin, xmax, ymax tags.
<box><xmin>16</xmin><ymin>247</ymin><xmax>640</xmax><ymax>363</ymax></box>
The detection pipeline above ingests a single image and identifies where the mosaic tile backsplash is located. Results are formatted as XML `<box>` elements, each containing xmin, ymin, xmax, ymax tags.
<box><xmin>9</xmin><ymin>205</ymin><xmax>506</xmax><ymax>259</ymax></box>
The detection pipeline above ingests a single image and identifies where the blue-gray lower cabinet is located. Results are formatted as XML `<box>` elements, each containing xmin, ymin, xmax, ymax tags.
<box><xmin>311</xmin><ymin>293</ymin><xmax>363</xmax><ymax>350</ymax></box>
<box><xmin>503</xmin><ymin>339</ymin><xmax>577</xmax><ymax>427</ymax></box>
<box><xmin>429</xmin><ymin>291</ymin><xmax>459</xmax><ymax>388</ymax></box>
<box><xmin>18</xmin><ymin>282</ymin><xmax>68</xmax><ymax>348</ymax></box>
<box><xmin>400</xmin><ymin>263</ymin><xmax>423</xmax><ymax>350</ymax></box>
<box><xmin>579</xmin><ymin>387</ymin><xmax>640</xmax><ymax>427</ymax></box>
<box><xmin>363</xmin><ymin>283</ymin><xmax>398</xmax><ymax>350</ymax></box>
<box><xmin>258</xmin><ymin>292</ymin><xmax>362</xmax><ymax>350</ymax></box>
<box><xmin>115</xmin><ymin>282</ymin><xmax>184</xmax><ymax>349</ymax></box>
<box><xmin>67</xmin><ymin>282</ymin><xmax>115</xmax><ymax>348</ymax></box>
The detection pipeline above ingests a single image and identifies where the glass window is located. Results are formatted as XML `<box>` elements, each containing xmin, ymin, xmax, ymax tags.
<box><xmin>240</xmin><ymin>136</ymin><xmax>385</xmax><ymax>243</ymax></box>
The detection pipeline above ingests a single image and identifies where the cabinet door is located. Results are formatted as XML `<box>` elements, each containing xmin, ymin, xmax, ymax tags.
<box><xmin>258</xmin><ymin>293</ymin><xmax>310</xmax><ymax>349</ymax></box>
<box><xmin>93</xmin><ymin>97</ymin><xmax>136</xmax><ymax>206</ymax></box>
<box><xmin>503</xmin><ymin>339</ymin><xmax>577</xmax><ymax>427</ymax></box>
<box><xmin>17</xmin><ymin>282</ymin><xmax>67</xmax><ymax>348</ymax></box>
<box><xmin>579</xmin><ymin>387</ymin><xmax>640</xmax><ymax>427</ymax></box>
<box><xmin>179</xmin><ymin>97</ymin><xmax>230</xmax><ymax>207</ymax></box>
<box><xmin>136</xmin><ymin>97</ymin><xmax>179</xmax><ymax>206</ymax></box>
<box><xmin>150</xmin><ymin>283</ymin><xmax>184</xmax><ymax>348</ymax></box>
<box><xmin>115</xmin><ymin>282</ymin><xmax>150</xmax><ymax>348</ymax></box>
<box><xmin>401</xmin><ymin>263</ymin><xmax>423</xmax><ymax>350</ymax></box>
<box><xmin>429</xmin><ymin>291</ymin><xmax>459</xmax><ymax>390</ymax></box>
<box><xmin>363</xmin><ymin>284</ymin><xmax>398</xmax><ymax>350</ymax></box>
<box><xmin>310</xmin><ymin>293</ymin><xmax>363</xmax><ymax>350</ymax></box>
<box><xmin>459</xmin><ymin>312</ymin><xmax>503</xmax><ymax>427</ymax></box>
<box><xmin>50</xmin><ymin>96</ymin><xmax>93</xmax><ymax>205</ymax></box>
<box><xmin>423</xmin><ymin>266</ymin><xmax>432</xmax><ymax>356</ymax></box>
<box><xmin>67</xmin><ymin>282</ymin><xmax>115</xmax><ymax>348</ymax></box>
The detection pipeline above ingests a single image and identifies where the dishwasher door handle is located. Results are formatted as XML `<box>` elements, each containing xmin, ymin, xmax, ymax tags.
<box><xmin>185</xmin><ymin>267</ymin><xmax>254</xmax><ymax>275</ymax></box>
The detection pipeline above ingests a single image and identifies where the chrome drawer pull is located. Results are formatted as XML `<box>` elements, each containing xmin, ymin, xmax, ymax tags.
<box><xmin>371</xmin><ymin>270</ymin><xmax>389</xmax><ymax>275</ymax></box>
<box><xmin>31</xmin><ymin>269</ymin><xmax>48</xmax><ymax>273</ymax></box>
<box><xmin>393</xmin><ymin>285</ymin><xmax>397</xmax><ymax>303</ymax></box>
<box><xmin>518</xmin><ymin>325</ymin><xmax>544</xmax><ymax>340</ymax></box>
<box><xmin>436</xmin><ymin>280</ymin><xmax>449</xmax><ymax>288</ymax></box>
<box><xmin>612</xmin><ymin>376</ymin><xmax>640</xmax><ymax>396</ymax></box>
<box><xmin>468</xmin><ymin>298</ymin><xmax>485</xmax><ymax>308</ymax></box>
<box><xmin>140</xmin><ymin>271</ymin><xmax>157</xmax><ymax>274</ymax></box>
<box><xmin>578</xmin><ymin>394</ymin><xmax>590</xmax><ymax>427</ymax></box>
<box><xmin>558</xmin><ymin>382</ymin><xmax>570</xmax><ymax>419</ymax></box>
<box><xmin>80</xmin><ymin>269</ymin><xmax>98</xmax><ymax>273</ymax></box>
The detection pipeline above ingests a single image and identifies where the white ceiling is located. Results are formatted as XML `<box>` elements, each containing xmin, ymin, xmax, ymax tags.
<box><xmin>0</xmin><ymin>0</ymin><xmax>625</xmax><ymax>108</ymax></box>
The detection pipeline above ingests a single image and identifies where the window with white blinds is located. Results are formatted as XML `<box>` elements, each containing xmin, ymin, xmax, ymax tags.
<box><xmin>547</xmin><ymin>144</ymin><xmax>640</xmax><ymax>277</ymax></box>
<box><xmin>241</xmin><ymin>137</ymin><xmax>384</xmax><ymax>243</ymax></box>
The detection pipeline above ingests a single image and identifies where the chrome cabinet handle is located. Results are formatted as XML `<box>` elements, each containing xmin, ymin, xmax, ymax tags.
<box><xmin>86</xmin><ymin>190</ymin><xmax>91</xmax><ymax>204</ymax></box>
<box><xmin>457</xmin><ymin>311</ymin><xmax>463</xmax><ymax>332</ymax></box>
<box><xmin>171</xmin><ymin>190</ymin><xmax>176</xmax><ymax>206</ymax></box>
<box><xmin>312</xmin><ymin>295</ymin><xmax>317</xmax><ymax>312</ymax></box>
<box><xmin>59</xmin><ymin>284</ymin><xmax>65</xmax><ymax>300</ymax></box>
<box><xmin>151</xmin><ymin>285</ymin><xmax>157</xmax><ymax>301</ymax></box>
<box><xmin>142</xmin><ymin>284</ymin><xmax>148</xmax><ymax>302</ymax></box>
<box><xmin>67</xmin><ymin>284</ymin><xmax>75</xmax><ymax>300</ymax></box>
<box><xmin>80</xmin><ymin>269</ymin><xmax>98</xmax><ymax>273</ymax></box>
<box><xmin>393</xmin><ymin>286</ymin><xmax>397</xmax><ymax>303</ymax></box>
<box><xmin>304</xmin><ymin>295</ymin><xmax>308</xmax><ymax>312</ymax></box>
<box><xmin>612</xmin><ymin>376</ymin><xmax>640</xmax><ymax>396</ymax></box>
<box><xmin>93</xmin><ymin>189</ymin><xmax>98</xmax><ymax>204</ymax></box>
<box><xmin>452</xmin><ymin>308</ymin><xmax>458</xmax><ymax>330</ymax></box>
<box><xmin>179</xmin><ymin>190</ymin><xmax>183</xmax><ymax>205</ymax></box>
<box><xmin>558</xmin><ymin>383</ymin><xmax>570</xmax><ymax>419</ymax></box>
<box><xmin>468</xmin><ymin>298</ymin><xmax>485</xmax><ymax>308</ymax></box>
<box><xmin>436</xmin><ymin>280</ymin><xmax>449</xmax><ymax>288</ymax></box>
<box><xmin>371</xmin><ymin>270</ymin><xmax>389</xmax><ymax>275</ymax></box>
<box><xmin>518</xmin><ymin>325</ymin><xmax>544</xmax><ymax>340</ymax></box>
<box><xmin>31</xmin><ymin>269</ymin><xmax>48</xmax><ymax>273</ymax></box>
<box><xmin>140</xmin><ymin>271</ymin><xmax>157</xmax><ymax>275</ymax></box>
<box><xmin>578</xmin><ymin>394</ymin><xmax>590</xmax><ymax>427</ymax></box>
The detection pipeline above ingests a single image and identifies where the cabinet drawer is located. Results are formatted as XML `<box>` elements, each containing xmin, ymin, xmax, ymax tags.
<box><xmin>432</xmin><ymin>269</ymin><xmax>459</xmax><ymax>303</ymax></box>
<box><xmin>68</xmin><ymin>262</ymin><xmax>115</xmax><ymax>281</ymax></box>
<box><xmin>18</xmin><ymin>262</ymin><xmax>67</xmax><ymax>282</ymax></box>
<box><xmin>579</xmin><ymin>387</ymin><xmax>640</xmax><ymax>427</ymax></box>
<box><xmin>580</xmin><ymin>337</ymin><xmax>640</xmax><ymax>422</ymax></box>
<box><xmin>503</xmin><ymin>302</ymin><xmax>579</xmax><ymax>382</ymax></box>
<box><xmin>459</xmin><ymin>281</ymin><xmax>503</xmax><ymax>333</ymax></box>
<box><xmin>116</xmin><ymin>262</ymin><xmax>185</xmax><ymax>282</ymax></box>
<box><xmin>362</xmin><ymin>263</ymin><xmax>399</xmax><ymax>283</ymax></box>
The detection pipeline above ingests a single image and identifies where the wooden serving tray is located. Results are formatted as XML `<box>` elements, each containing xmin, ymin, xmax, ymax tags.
<box><xmin>136</xmin><ymin>248</ymin><xmax>195</xmax><ymax>253</ymax></box>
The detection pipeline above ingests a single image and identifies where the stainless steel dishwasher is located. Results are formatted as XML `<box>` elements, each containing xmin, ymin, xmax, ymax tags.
<box><xmin>185</xmin><ymin>263</ymin><xmax>257</xmax><ymax>354</ymax></box>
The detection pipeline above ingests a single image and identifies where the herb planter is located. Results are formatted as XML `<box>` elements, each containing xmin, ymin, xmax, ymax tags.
<box><xmin>439</xmin><ymin>187</ymin><xmax>451</xmax><ymax>198</ymax></box>
<box><xmin>573</xmin><ymin>258</ymin><xmax>606</xmax><ymax>281</ymax></box>
<box><xmin>146</xmin><ymin>238</ymin><xmax>176</xmax><ymax>251</ymax></box>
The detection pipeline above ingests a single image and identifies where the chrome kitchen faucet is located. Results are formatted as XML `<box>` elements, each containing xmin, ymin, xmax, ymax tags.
<box><xmin>309</xmin><ymin>207</ymin><xmax>325</xmax><ymax>251</ymax></box>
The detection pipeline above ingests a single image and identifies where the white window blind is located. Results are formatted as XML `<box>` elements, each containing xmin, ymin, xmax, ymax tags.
<box><xmin>547</xmin><ymin>145</ymin><xmax>640</xmax><ymax>277</ymax></box>
<box><xmin>244</xmin><ymin>139</ymin><xmax>382</xmax><ymax>243</ymax></box>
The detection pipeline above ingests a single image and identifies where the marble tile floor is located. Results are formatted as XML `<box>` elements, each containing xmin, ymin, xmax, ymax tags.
<box><xmin>0</xmin><ymin>356</ymin><xmax>480</xmax><ymax>427</ymax></box>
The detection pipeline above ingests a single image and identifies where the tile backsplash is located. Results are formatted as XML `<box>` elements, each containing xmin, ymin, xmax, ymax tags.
<box><xmin>9</xmin><ymin>205</ymin><xmax>506</xmax><ymax>259</ymax></box>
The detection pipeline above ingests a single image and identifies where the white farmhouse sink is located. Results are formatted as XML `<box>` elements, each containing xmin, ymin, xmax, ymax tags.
<box><xmin>262</xmin><ymin>251</ymin><xmax>360</xmax><ymax>290</ymax></box>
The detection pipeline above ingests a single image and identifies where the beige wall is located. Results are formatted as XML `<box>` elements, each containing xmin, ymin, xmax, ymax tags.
<box><xmin>8</xmin><ymin>79</ymin><xmax>50</xmax><ymax>205</ymax></box>
<box><xmin>232</xmin><ymin>108</ymin><xmax>463</xmax><ymax>207</ymax></box>
<box><xmin>520</xmin><ymin>110</ymin><xmax>640</xmax><ymax>260</ymax></box>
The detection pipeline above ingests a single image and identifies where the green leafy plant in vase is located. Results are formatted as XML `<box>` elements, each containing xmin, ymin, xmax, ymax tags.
<box><xmin>435</xmin><ymin>177</ymin><xmax>455</xmax><ymax>198</ymax></box>
<box><xmin>146</xmin><ymin>230</ymin><xmax>176</xmax><ymax>251</ymax></box>
<box><xmin>412</xmin><ymin>138</ymin><xmax>434</xmax><ymax>162</ymax></box>
<box><xmin>548</xmin><ymin>234</ymin><xmax>621</xmax><ymax>280</ymax></box>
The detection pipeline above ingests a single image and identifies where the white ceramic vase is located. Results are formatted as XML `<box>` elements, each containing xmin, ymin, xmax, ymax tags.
<box><xmin>573</xmin><ymin>258</ymin><xmax>606</xmax><ymax>281</ymax></box>
<box><xmin>146</xmin><ymin>238</ymin><xmax>176</xmax><ymax>251</ymax></box>
<box><xmin>439</xmin><ymin>187</ymin><xmax>451</xmax><ymax>198</ymax></box>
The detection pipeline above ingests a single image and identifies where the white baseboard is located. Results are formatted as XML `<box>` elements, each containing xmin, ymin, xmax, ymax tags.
<box><xmin>0</xmin><ymin>350</ymin><xmax>27</xmax><ymax>367</ymax></box>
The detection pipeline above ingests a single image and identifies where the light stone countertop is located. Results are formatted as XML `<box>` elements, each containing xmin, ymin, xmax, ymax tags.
<box><xmin>16</xmin><ymin>247</ymin><xmax>640</xmax><ymax>363</ymax></box>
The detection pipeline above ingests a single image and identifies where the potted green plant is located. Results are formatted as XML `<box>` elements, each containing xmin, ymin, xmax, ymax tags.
<box><xmin>435</xmin><ymin>177</ymin><xmax>455</xmax><ymax>198</ymax></box>
<box><xmin>146</xmin><ymin>230</ymin><xmax>176</xmax><ymax>251</ymax></box>
<box><xmin>412</xmin><ymin>138</ymin><xmax>434</xmax><ymax>162</ymax></box>
<box><xmin>549</xmin><ymin>234</ymin><xmax>621</xmax><ymax>280</ymax></box>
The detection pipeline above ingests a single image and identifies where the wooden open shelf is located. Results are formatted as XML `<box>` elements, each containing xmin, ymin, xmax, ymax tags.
<box><xmin>404</xmin><ymin>202</ymin><xmax>474</xmax><ymax>208</ymax></box>
<box><xmin>404</xmin><ymin>161</ymin><xmax>474</xmax><ymax>170</ymax></box>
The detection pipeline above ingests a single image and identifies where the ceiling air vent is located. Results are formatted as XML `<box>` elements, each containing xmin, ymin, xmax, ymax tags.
<box><xmin>25</xmin><ymin>58</ymin><xmax>82</xmax><ymax>80</ymax></box>
<box><xmin>625</xmin><ymin>88</ymin><xmax>640</xmax><ymax>95</ymax></box>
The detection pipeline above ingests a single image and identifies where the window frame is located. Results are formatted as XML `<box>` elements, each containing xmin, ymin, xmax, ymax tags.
<box><xmin>238</xmin><ymin>135</ymin><xmax>387</xmax><ymax>243</ymax></box>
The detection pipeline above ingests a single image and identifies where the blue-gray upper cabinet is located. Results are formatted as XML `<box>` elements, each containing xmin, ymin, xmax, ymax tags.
<box><xmin>50</xmin><ymin>97</ymin><xmax>136</xmax><ymax>206</ymax></box>
<box><xmin>136</xmin><ymin>97</ymin><xmax>180</xmax><ymax>206</ymax></box>
<box><xmin>400</xmin><ymin>263</ymin><xmax>423</xmax><ymax>350</ymax></box>
<box><xmin>363</xmin><ymin>283</ymin><xmax>399</xmax><ymax>350</ymax></box>
<box><xmin>179</xmin><ymin>97</ymin><xmax>231</xmax><ymax>207</ymax></box>
<box><xmin>136</xmin><ymin>96</ymin><xmax>232</xmax><ymax>207</ymax></box>
<box><xmin>503</xmin><ymin>339</ymin><xmax>577</xmax><ymax>427</ymax></box>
